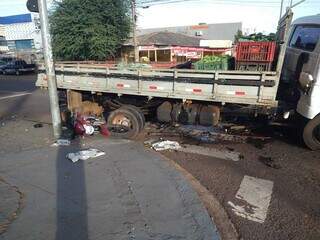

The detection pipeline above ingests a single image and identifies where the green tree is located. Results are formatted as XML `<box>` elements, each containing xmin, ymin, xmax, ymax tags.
<box><xmin>234</xmin><ymin>30</ymin><xmax>244</xmax><ymax>43</ymax></box>
<box><xmin>50</xmin><ymin>0</ymin><xmax>131</xmax><ymax>61</ymax></box>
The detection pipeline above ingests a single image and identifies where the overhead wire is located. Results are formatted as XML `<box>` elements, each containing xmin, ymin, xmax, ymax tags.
<box><xmin>137</xmin><ymin>0</ymin><xmax>318</xmax><ymax>8</ymax></box>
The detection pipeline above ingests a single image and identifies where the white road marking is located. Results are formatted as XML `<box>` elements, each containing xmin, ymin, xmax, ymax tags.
<box><xmin>0</xmin><ymin>92</ymin><xmax>32</xmax><ymax>100</ymax></box>
<box><xmin>228</xmin><ymin>175</ymin><xmax>274</xmax><ymax>223</ymax></box>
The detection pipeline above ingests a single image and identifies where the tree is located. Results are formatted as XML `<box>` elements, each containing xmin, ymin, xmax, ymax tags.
<box><xmin>234</xmin><ymin>30</ymin><xmax>244</xmax><ymax>43</ymax></box>
<box><xmin>50</xmin><ymin>0</ymin><xmax>131</xmax><ymax>61</ymax></box>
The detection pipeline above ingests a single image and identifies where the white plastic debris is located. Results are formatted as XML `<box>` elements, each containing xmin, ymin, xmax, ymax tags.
<box><xmin>66</xmin><ymin>148</ymin><xmax>105</xmax><ymax>163</ymax></box>
<box><xmin>152</xmin><ymin>140</ymin><xmax>181</xmax><ymax>151</ymax></box>
<box><xmin>84</xmin><ymin>124</ymin><xmax>95</xmax><ymax>135</ymax></box>
<box><xmin>51</xmin><ymin>139</ymin><xmax>71</xmax><ymax>147</ymax></box>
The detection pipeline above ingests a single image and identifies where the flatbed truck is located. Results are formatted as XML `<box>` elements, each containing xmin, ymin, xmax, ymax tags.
<box><xmin>36</xmin><ymin>10</ymin><xmax>320</xmax><ymax>150</ymax></box>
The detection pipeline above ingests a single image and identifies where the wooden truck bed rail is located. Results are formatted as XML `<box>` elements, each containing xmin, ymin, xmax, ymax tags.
<box><xmin>37</xmin><ymin>63</ymin><xmax>280</xmax><ymax>107</ymax></box>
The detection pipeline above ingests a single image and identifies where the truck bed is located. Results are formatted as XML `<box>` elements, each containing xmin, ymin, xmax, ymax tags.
<box><xmin>36</xmin><ymin>63</ymin><xmax>280</xmax><ymax>107</ymax></box>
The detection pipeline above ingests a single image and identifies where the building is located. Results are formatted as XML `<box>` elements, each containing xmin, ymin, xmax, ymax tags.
<box><xmin>138</xmin><ymin>22</ymin><xmax>242</xmax><ymax>41</ymax></box>
<box><xmin>0</xmin><ymin>13</ymin><xmax>41</xmax><ymax>52</ymax></box>
<box><xmin>0</xmin><ymin>25</ymin><xmax>8</xmax><ymax>53</ymax></box>
<box><xmin>122</xmin><ymin>31</ymin><xmax>232</xmax><ymax>65</ymax></box>
<box><xmin>120</xmin><ymin>22</ymin><xmax>241</xmax><ymax>65</ymax></box>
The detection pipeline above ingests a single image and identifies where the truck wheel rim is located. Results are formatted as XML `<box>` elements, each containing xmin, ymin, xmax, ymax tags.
<box><xmin>110</xmin><ymin>114</ymin><xmax>132</xmax><ymax>133</ymax></box>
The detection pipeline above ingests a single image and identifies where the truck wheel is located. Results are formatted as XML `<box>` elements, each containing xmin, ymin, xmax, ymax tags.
<box><xmin>15</xmin><ymin>70</ymin><xmax>20</xmax><ymax>76</ymax></box>
<box><xmin>303</xmin><ymin>114</ymin><xmax>320</xmax><ymax>150</ymax></box>
<box><xmin>120</xmin><ymin>105</ymin><xmax>145</xmax><ymax>131</ymax></box>
<box><xmin>107</xmin><ymin>108</ymin><xmax>140</xmax><ymax>139</ymax></box>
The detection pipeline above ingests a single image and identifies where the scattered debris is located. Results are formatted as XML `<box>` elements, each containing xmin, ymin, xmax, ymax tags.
<box><xmin>66</xmin><ymin>149</ymin><xmax>106</xmax><ymax>163</ymax></box>
<box><xmin>51</xmin><ymin>139</ymin><xmax>71</xmax><ymax>147</ymax></box>
<box><xmin>144</xmin><ymin>138</ymin><xmax>159</xmax><ymax>146</ymax></box>
<box><xmin>177</xmin><ymin>144</ymin><xmax>241</xmax><ymax>161</ymax></box>
<box><xmin>178</xmin><ymin>125</ymin><xmax>246</xmax><ymax>143</ymax></box>
<box><xmin>229</xmin><ymin>125</ymin><xmax>247</xmax><ymax>131</ymax></box>
<box><xmin>178</xmin><ymin>125</ymin><xmax>271</xmax><ymax>144</ymax></box>
<box><xmin>259</xmin><ymin>156</ymin><xmax>281</xmax><ymax>169</ymax></box>
<box><xmin>99</xmin><ymin>124</ymin><xmax>110</xmax><ymax>137</ymax></box>
<box><xmin>226</xmin><ymin>147</ymin><xmax>235</xmax><ymax>152</ymax></box>
<box><xmin>152</xmin><ymin>140</ymin><xmax>181</xmax><ymax>151</ymax></box>
<box><xmin>33</xmin><ymin>123</ymin><xmax>43</xmax><ymax>128</ymax></box>
<box><xmin>247</xmin><ymin>137</ymin><xmax>269</xmax><ymax>149</ymax></box>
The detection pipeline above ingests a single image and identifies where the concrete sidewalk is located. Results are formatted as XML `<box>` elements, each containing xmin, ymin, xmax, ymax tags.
<box><xmin>0</xmin><ymin>138</ymin><xmax>220</xmax><ymax>240</ymax></box>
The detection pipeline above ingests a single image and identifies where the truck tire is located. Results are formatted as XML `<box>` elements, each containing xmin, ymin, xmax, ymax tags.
<box><xmin>120</xmin><ymin>105</ymin><xmax>145</xmax><ymax>131</ymax></box>
<box><xmin>15</xmin><ymin>70</ymin><xmax>20</xmax><ymax>76</ymax></box>
<box><xmin>303</xmin><ymin>114</ymin><xmax>320</xmax><ymax>150</ymax></box>
<box><xmin>107</xmin><ymin>108</ymin><xmax>140</xmax><ymax>139</ymax></box>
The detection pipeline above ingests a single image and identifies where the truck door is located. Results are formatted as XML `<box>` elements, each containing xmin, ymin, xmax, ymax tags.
<box><xmin>281</xmin><ymin>24</ymin><xmax>320</xmax><ymax>104</ymax></box>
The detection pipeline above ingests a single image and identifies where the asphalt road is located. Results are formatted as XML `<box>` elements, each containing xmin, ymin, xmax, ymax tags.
<box><xmin>158</xmin><ymin>125</ymin><xmax>320</xmax><ymax>240</ymax></box>
<box><xmin>0</xmin><ymin>74</ymin><xmax>51</xmax><ymax>123</ymax></box>
<box><xmin>0</xmin><ymin>74</ymin><xmax>36</xmax><ymax>92</ymax></box>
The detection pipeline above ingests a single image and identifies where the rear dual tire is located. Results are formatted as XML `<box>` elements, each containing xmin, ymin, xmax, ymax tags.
<box><xmin>107</xmin><ymin>105</ymin><xmax>145</xmax><ymax>139</ymax></box>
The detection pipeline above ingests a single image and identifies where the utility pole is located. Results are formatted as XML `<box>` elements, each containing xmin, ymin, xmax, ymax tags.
<box><xmin>37</xmin><ymin>0</ymin><xmax>62</xmax><ymax>138</ymax></box>
<box><xmin>131</xmin><ymin>0</ymin><xmax>139</xmax><ymax>63</ymax></box>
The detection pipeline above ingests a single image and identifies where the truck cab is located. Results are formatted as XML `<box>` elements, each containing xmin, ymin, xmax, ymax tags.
<box><xmin>282</xmin><ymin>14</ymin><xmax>320</xmax><ymax>149</ymax></box>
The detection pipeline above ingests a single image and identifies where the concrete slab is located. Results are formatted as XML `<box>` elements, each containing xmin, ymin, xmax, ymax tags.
<box><xmin>0</xmin><ymin>138</ymin><xmax>220</xmax><ymax>240</ymax></box>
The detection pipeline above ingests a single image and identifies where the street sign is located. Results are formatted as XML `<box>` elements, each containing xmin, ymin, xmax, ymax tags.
<box><xmin>26</xmin><ymin>0</ymin><xmax>39</xmax><ymax>13</ymax></box>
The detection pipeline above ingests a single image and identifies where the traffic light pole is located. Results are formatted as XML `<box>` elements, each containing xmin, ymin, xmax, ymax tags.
<box><xmin>37</xmin><ymin>0</ymin><xmax>62</xmax><ymax>138</ymax></box>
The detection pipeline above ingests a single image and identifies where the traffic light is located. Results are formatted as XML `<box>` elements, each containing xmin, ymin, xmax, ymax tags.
<box><xmin>26</xmin><ymin>0</ymin><xmax>39</xmax><ymax>13</ymax></box>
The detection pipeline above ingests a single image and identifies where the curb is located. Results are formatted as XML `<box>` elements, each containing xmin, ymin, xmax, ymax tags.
<box><xmin>158</xmin><ymin>153</ymin><xmax>239</xmax><ymax>240</ymax></box>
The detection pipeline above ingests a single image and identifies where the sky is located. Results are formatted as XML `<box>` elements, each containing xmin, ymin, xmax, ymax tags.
<box><xmin>0</xmin><ymin>0</ymin><xmax>319</xmax><ymax>33</ymax></box>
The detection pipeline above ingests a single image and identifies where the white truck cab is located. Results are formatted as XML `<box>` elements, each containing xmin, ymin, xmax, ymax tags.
<box><xmin>283</xmin><ymin>14</ymin><xmax>320</xmax><ymax>149</ymax></box>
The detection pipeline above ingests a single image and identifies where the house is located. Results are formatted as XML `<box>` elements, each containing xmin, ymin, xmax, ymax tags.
<box><xmin>122</xmin><ymin>31</ymin><xmax>232</xmax><ymax>64</ymax></box>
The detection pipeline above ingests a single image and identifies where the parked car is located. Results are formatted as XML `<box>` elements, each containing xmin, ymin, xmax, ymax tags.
<box><xmin>0</xmin><ymin>60</ymin><xmax>7</xmax><ymax>71</ymax></box>
<box><xmin>0</xmin><ymin>57</ymin><xmax>13</xmax><ymax>71</ymax></box>
<box><xmin>2</xmin><ymin>60</ymin><xmax>36</xmax><ymax>75</ymax></box>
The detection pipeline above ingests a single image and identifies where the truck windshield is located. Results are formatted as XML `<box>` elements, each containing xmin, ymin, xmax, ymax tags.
<box><xmin>290</xmin><ymin>25</ymin><xmax>320</xmax><ymax>52</ymax></box>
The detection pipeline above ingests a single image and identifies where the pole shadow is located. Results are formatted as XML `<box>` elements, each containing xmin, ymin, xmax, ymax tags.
<box><xmin>55</xmin><ymin>138</ymin><xmax>88</xmax><ymax>240</ymax></box>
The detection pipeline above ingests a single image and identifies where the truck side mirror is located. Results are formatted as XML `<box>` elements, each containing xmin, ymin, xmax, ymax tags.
<box><xmin>299</xmin><ymin>72</ymin><xmax>314</xmax><ymax>93</ymax></box>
